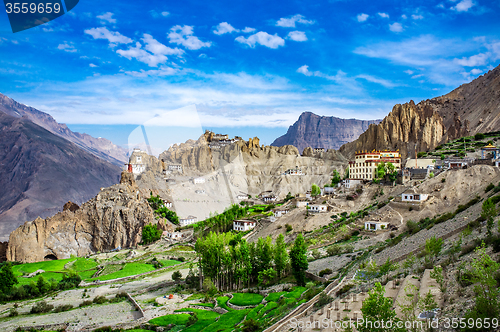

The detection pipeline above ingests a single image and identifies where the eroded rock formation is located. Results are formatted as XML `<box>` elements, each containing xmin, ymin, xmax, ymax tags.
<box><xmin>7</xmin><ymin>172</ymin><xmax>160</xmax><ymax>263</ymax></box>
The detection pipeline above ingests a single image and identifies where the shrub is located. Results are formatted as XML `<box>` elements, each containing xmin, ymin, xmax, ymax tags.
<box><xmin>315</xmin><ymin>292</ymin><xmax>333</xmax><ymax>308</ymax></box>
<box><xmin>142</xmin><ymin>223</ymin><xmax>162</xmax><ymax>245</ymax></box>
<box><xmin>93</xmin><ymin>295</ymin><xmax>108</xmax><ymax>304</ymax></box>
<box><xmin>79</xmin><ymin>300</ymin><xmax>93</xmax><ymax>307</ymax></box>
<box><xmin>492</xmin><ymin>238</ymin><xmax>500</xmax><ymax>253</ymax></box>
<box><xmin>319</xmin><ymin>268</ymin><xmax>333</xmax><ymax>277</ymax></box>
<box><xmin>8</xmin><ymin>309</ymin><xmax>18</xmax><ymax>317</ymax></box>
<box><xmin>336</xmin><ymin>284</ymin><xmax>354</xmax><ymax>297</ymax></box>
<box><xmin>54</xmin><ymin>304</ymin><xmax>73</xmax><ymax>312</ymax></box>
<box><xmin>312</xmin><ymin>249</ymin><xmax>322</xmax><ymax>260</ymax></box>
<box><xmin>30</xmin><ymin>300</ymin><xmax>54</xmax><ymax>314</ymax></box>
<box><xmin>474</xmin><ymin>133</ymin><xmax>485</xmax><ymax>140</ymax></box>
<box><xmin>172</xmin><ymin>270</ymin><xmax>183</xmax><ymax>281</ymax></box>
<box><xmin>327</xmin><ymin>245</ymin><xmax>342</xmax><ymax>256</ymax></box>
<box><xmin>486</xmin><ymin>183</ymin><xmax>495</xmax><ymax>192</ymax></box>
<box><xmin>285</xmin><ymin>224</ymin><xmax>293</xmax><ymax>232</ymax></box>
<box><xmin>242</xmin><ymin>318</ymin><xmax>261</xmax><ymax>332</ymax></box>
<box><xmin>177</xmin><ymin>256</ymin><xmax>185</xmax><ymax>262</ymax></box>
<box><xmin>406</xmin><ymin>220</ymin><xmax>419</xmax><ymax>235</ymax></box>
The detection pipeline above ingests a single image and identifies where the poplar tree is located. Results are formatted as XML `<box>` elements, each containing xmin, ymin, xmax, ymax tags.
<box><xmin>290</xmin><ymin>233</ymin><xmax>308</xmax><ymax>286</ymax></box>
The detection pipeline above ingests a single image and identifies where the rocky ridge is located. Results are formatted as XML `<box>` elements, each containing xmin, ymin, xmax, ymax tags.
<box><xmin>7</xmin><ymin>172</ymin><xmax>164</xmax><ymax>263</ymax></box>
<box><xmin>271</xmin><ymin>112</ymin><xmax>381</xmax><ymax>153</ymax></box>
<box><xmin>339</xmin><ymin>65</ymin><xmax>500</xmax><ymax>159</ymax></box>
<box><xmin>0</xmin><ymin>93</ymin><xmax>128</xmax><ymax>166</ymax></box>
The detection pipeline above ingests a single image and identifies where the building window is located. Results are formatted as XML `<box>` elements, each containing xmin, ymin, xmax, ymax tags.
<box><xmin>137</xmin><ymin>156</ymin><xmax>142</xmax><ymax>163</ymax></box>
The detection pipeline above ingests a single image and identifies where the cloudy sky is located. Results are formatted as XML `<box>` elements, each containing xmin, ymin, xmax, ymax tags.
<box><xmin>1</xmin><ymin>0</ymin><xmax>499</xmax><ymax>147</ymax></box>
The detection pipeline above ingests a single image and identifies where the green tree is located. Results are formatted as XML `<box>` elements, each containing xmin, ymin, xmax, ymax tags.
<box><xmin>284</xmin><ymin>192</ymin><xmax>294</xmax><ymax>202</ymax></box>
<box><xmin>331</xmin><ymin>170</ymin><xmax>341</xmax><ymax>186</ymax></box>
<box><xmin>403</xmin><ymin>253</ymin><xmax>416</xmax><ymax>275</ymax></box>
<box><xmin>172</xmin><ymin>270</ymin><xmax>183</xmax><ymax>281</ymax></box>
<box><xmin>430</xmin><ymin>266</ymin><xmax>446</xmax><ymax>293</ymax></box>
<box><xmin>376</xmin><ymin>162</ymin><xmax>386</xmax><ymax>180</ymax></box>
<box><xmin>142</xmin><ymin>223</ymin><xmax>162</xmax><ymax>244</ymax></box>
<box><xmin>398</xmin><ymin>283</ymin><xmax>419</xmax><ymax>332</ymax></box>
<box><xmin>186</xmin><ymin>312</ymin><xmax>198</xmax><ymax>327</ymax></box>
<box><xmin>258</xmin><ymin>268</ymin><xmax>277</xmax><ymax>286</ymax></box>
<box><xmin>462</xmin><ymin>244</ymin><xmax>500</xmax><ymax>332</ymax></box>
<box><xmin>481</xmin><ymin>198</ymin><xmax>497</xmax><ymax>236</ymax></box>
<box><xmin>274</xmin><ymin>234</ymin><xmax>289</xmax><ymax>278</ymax></box>
<box><xmin>0</xmin><ymin>262</ymin><xmax>18</xmax><ymax>295</ymax></box>
<box><xmin>202</xmin><ymin>277</ymin><xmax>218</xmax><ymax>301</ymax></box>
<box><xmin>425</xmin><ymin>236</ymin><xmax>443</xmax><ymax>263</ymax></box>
<box><xmin>311</xmin><ymin>183</ymin><xmax>321</xmax><ymax>197</ymax></box>
<box><xmin>360</xmin><ymin>282</ymin><xmax>405</xmax><ymax>332</ymax></box>
<box><xmin>36</xmin><ymin>276</ymin><xmax>51</xmax><ymax>294</ymax></box>
<box><xmin>290</xmin><ymin>233</ymin><xmax>309</xmax><ymax>286</ymax></box>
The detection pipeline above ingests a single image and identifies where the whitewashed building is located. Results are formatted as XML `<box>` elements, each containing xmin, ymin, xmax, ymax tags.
<box><xmin>273</xmin><ymin>208</ymin><xmax>289</xmax><ymax>217</ymax></box>
<box><xmin>402</xmin><ymin>189</ymin><xmax>429</xmax><ymax>203</ymax></box>
<box><xmin>193</xmin><ymin>177</ymin><xmax>205</xmax><ymax>184</ymax></box>
<box><xmin>236</xmin><ymin>194</ymin><xmax>249</xmax><ymax>200</ymax></box>
<box><xmin>364</xmin><ymin>221</ymin><xmax>389</xmax><ymax>232</ymax></box>
<box><xmin>342</xmin><ymin>179</ymin><xmax>362</xmax><ymax>189</ymax></box>
<box><xmin>168</xmin><ymin>164</ymin><xmax>183</xmax><ymax>172</ymax></box>
<box><xmin>309</xmin><ymin>204</ymin><xmax>327</xmax><ymax>213</ymax></box>
<box><xmin>284</xmin><ymin>168</ymin><xmax>303</xmax><ymax>175</ymax></box>
<box><xmin>163</xmin><ymin>231</ymin><xmax>183</xmax><ymax>240</ymax></box>
<box><xmin>164</xmin><ymin>201</ymin><xmax>173</xmax><ymax>208</ymax></box>
<box><xmin>233</xmin><ymin>220</ymin><xmax>256</xmax><ymax>231</ymax></box>
<box><xmin>179</xmin><ymin>215</ymin><xmax>198</xmax><ymax>227</ymax></box>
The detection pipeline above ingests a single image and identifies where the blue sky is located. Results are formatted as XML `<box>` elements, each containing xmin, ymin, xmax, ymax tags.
<box><xmin>1</xmin><ymin>0</ymin><xmax>500</xmax><ymax>150</ymax></box>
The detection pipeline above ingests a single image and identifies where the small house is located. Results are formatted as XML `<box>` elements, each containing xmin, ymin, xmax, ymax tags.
<box><xmin>401</xmin><ymin>189</ymin><xmax>428</xmax><ymax>202</ymax></box>
<box><xmin>323</xmin><ymin>187</ymin><xmax>335</xmax><ymax>194</ymax></box>
<box><xmin>314</xmin><ymin>148</ymin><xmax>325</xmax><ymax>153</ymax></box>
<box><xmin>233</xmin><ymin>220</ymin><xmax>256</xmax><ymax>231</ymax></box>
<box><xmin>179</xmin><ymin>215</ymin><xmax>198</xmax><ymax>227</ymax></box>
<box><xmin>236</xmin><ymin>193</ymin><xmax>248</xmax><ymax>200</ymax></box>
<box><xmin>168</xmin><ymin>164</ymin><xmax>183</xmax><ymax>172</ymax></box>
<box><xmin>295</xmin><ymin>198</ymin><xmax>309</xmax><ymax>208</ymax></box>
<box><xmin>164</xmin><ymin>201</ymin><xmax>173</xmax><ymax>208</ymax></box>
<box><xmin>193</xmin><ymin>177</ymin><xmax>205</xmax><ymax>184</ymax></box>
<box><xmin>342</xmin><ymin>179</ymin><xmax>362</xmax><ymax>189</ymax></box>
<box><xmin>273</xmin><ymin>208</ymin><xmax>289</xmax><ymax>217</ymax></box>
<box><xmin>163</xmin><ymin>231</ymin><xmax>183</xmax><ymax>240</ymax></box>
<box><xmin>364</xmin><ymin>221</ymin><xmax>389</xmax><ymax>232</ymax></box>
<box><xmin>259</xmin><ymin>191</ymin><xmax>277</xmax><ymax>202</ymax></box>
<box><xmin>309</xmin><ymin>204</ymin><xmax>327</xmax><ymax>213</ymax></box>
<box><xmin>284</xmin><ymin>168</ymin><xmax>303</xmax><ymax>175</ymax></box>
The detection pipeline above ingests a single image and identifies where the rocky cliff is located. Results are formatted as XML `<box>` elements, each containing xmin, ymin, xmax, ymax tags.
<box><xmin>271</xmin><ymin>112</ymin><xmax>381</xmax><ymax>153</ymax></box>
<box><xmin>339</xmin><ymin>65</ymin><xmax>500</xmax><ymax>159</ymax></box>
<box><xmin>0</xmin><ymin>93</ymin><xmax>128</xmax><ymax>166</ymax></box>
<box><xmin>0</xmin><ymin>112</ymin><xmax>122</xmax><ymax>241</ymax></box>
<box><xmin>7</xmin><ymin>172</ymin><xmax>162</xmax><ymax>263</ymax></box>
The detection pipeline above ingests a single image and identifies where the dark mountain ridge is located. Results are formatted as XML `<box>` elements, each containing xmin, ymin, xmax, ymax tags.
<box><xmin>271</xmin><ymin>112</ymin><xmax>381</xmax><ymax>153</ymax></box>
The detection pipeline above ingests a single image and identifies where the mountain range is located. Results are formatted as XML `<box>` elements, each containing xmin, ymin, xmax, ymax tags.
<box><xmin>0</xmin><ymin>99</ymin><xmax>122</xmax><ymax>241</ymax></box>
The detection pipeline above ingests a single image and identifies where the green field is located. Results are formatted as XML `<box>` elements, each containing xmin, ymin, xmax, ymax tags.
<box><xmin>229</xmin><ymin>293</ymin><xmax>264</xmax><ymax>306</ymax></box>
<box><xmin>93</xmin><ymin>263</ymin><xmax>156</xmax><ymax>281</ymax></box>
<box><xmin>158</xmin><ymin>259</ymin><xmax>181</xmax><ymax>267</ymax></box>
<box><xmin>264</xmin><ymin>291</ymin><xmax>287</xmax><ymax>302</ymax></box>
<box><xmin>149</xmin><ymin>313</ymin><xmax>191</xmax><ymax>326</ymax></box>
<box><xmin>12</xmin><ymin>258</ymin><xmax>75</xmax><ymax>276</ymax></box>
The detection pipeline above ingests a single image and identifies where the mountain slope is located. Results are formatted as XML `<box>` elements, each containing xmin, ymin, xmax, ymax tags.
<box><xmin>339</xmin><ymin>65</ymin><xmax>500</xmax><ymax>159</ymax></box>
<box><xmin>0</xmin><ymin>112</ymin><xmax>121</xmax><ymax>241</ymax></box>
<box><xmin>271</xmin><ymin>112</ymin><xmax>381</xmax><ymax>153</ymax></box>
<box><xmin>0</xmin><ymin>93</ymin><xmax>127</xmax><ymax>166</ymax></box>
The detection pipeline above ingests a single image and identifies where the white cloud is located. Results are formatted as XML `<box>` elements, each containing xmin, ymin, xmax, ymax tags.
<box><xmin>235</xmin><ymin>31</ymin><xmax>285</xmax><ymax>49</ymax></box>
<box><xmin>404</xmin><ymin>70</ymin><xmax>414</xmax><ymax>75</ymax></box>
<box><xmin>296</xmin><ymin>65</ymin><xmax>354</xmax><ymax>85</ymax></box>
<box><xmin>412</xmin><ymin>14</ymin><xmax>424</xmax><ymax>20</ymax></box>
<box><xmin>451</xmin><ymin>0</ymin><xmax>475</xmax><ymax>12</ymax></box>
<box><xmin>142</xmin><ymin>34</ymin><xmax>184</xmax><ymax>56</ymax></box>
<box><xmin>150</xmin><ymin>10</ymin><xmax>170</xmax><ymax>18</ymax></box>
<box><xmin>297</xmin><ymin>65</ymin><xmax>311</xmax><ymax>76</ymax></box>
<box><xmin>276</xmin><ymin>14</ymin><xmax>315</xmax><ymax>28</ymax></box>
<box><xmin>470</xmin><ymin>68</ymin><xmax>482</xmax><ymax>75</ymax></box>
<box><xmin>287</xmin><ymin>31</ymin><xmax>307</xmax><ymax>42</ymax></box>
<box><xmin>389</xmin><ymin>22</ymin><xmax>403</xmax><ymax>32</ymax></box>
<box><xmin>378</xmin><ymin>12</ymin><xmax>390</xmax><ymax>18</ymax></box>
<box><xmin>123</xmin><ymin>66</ymin><xmax>178</xmax><ymax>77</ymax></box>
<box><xmin>117</xmin><ymin>42</ymin><xmax>167</xmax><ymax>67</ymax></box>
<box><xmin>356</xmin><ymin>74</ymin><xmax>397</xmax><ymax>88</ymax></box>
<box><xmin>89</xmin><ymin>63</ymin><xmax>98</xmax><ymax>67</ymax></box>
<box><xmin>57</xmin><ymin>43</ymin><xmax>77</xmax><ymax>53</ymax></box>
<box><xmin>96</xmin><ymin>12</ymin><xmax>116</xmax><ymax>24</ymax></box>
<box><xmin>84</xmin><ymin>27</ymin><xmax>133</xmax><ymax>45</ymax></box>
<box><xmin>168</xmin><ymin>25</ymin><xmax>211</xmax><ymax>50</ymax></box>
<box><xmin>411</xmin><ymin>74</ymin><xmax>424</xmax><ymax>79</ymax></box>
<box><xmin>357</xmin><ymin>13</ymin><xmax>369</xmax><ymax>22</ymax></box>
<box><xmin>213</xmin><ymin>22</ymin><xmax>238</xmax><ymax>35</ymax></box>
<box><xmin>242</xmin><ymin>27</ymin><xmax>256</xmax><ymax>33</ymax></box>
<box><xmin>454</xmin><ymin>53</ymin><xmax>489</xmax><ymax>66</ymax></box>
<box><xmin>401</xmin><ymin>14</ymin><xmax>408</xmax><ymax>19</ymax></box>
